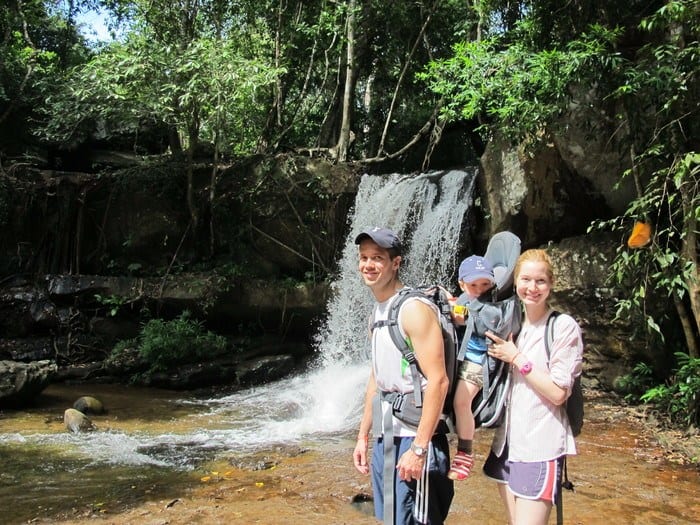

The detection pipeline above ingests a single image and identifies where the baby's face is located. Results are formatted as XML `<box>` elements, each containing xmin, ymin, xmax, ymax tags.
<box><xmin>460</xmin><ymin>278</ymin><xmax>494</xmax><ymax>299</ymax></box>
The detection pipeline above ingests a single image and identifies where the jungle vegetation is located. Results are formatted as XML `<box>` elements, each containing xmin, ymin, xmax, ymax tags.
<box><xmin>1</xmin><ymin>0</ymin><xmax>698</xmax><ymax>427</ymax></box>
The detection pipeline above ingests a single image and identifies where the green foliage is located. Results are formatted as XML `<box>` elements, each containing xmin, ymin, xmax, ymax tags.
<box><xmin>419</xmin><ymin>24</ymin><xmax>623</xmax><ymax>144</ymax></box>
<box><xmin>615</xmin><ymin>362</ymin><xmax>656</xmax><ymax>402</ymax></box>
<box><xmin>585</xmin><ymin>2</ymin><xmax>699</xmax><ymax>355</ymax></box>
<box><xmin>640</xmin><ymin>353</ymin><xmax>700</xmax><ymax>428</ymax></box>
<box><xmin>37</xmin><ymin>5</ymin><xmax>282</xmax><ymax>156</ymax></box>
<box><xmin>591</xmin><ymin>153</ymin><xmax>698</xmax><ymax>343</ymax></box>
<box><xmin>420</xmin><ymin>1</ymin><xmax>699</xmax><ymax>432</ymax></box>
<box><xmin>0</xmin><ymin>1</ymin><xmax>96</xmax><ymax>151</ymax></box>
<box><xmin>94</xmin><ymin>293</ymin><xmax>128</xmax><ymax>317</ymax></box>
<box><xmin>113</xmin><ymin>311</ymin><xmax>227</xmax><ymax>377</ymax></box>
<box><xmin>424</xmin><ymin>1</ymin><xmax>698</xmax><ymax>350</ymax></box>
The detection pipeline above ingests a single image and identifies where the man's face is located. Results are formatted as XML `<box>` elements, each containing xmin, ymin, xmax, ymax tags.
<box><xmin>358</xmin><ymin>238</ymin><xmax>400</xmax><ymax>289</ymax></box>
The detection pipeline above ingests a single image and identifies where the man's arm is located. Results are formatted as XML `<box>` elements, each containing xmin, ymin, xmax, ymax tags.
<box><xmin>353</xmin><ymin>369</ymin><xmax>376</xmax><ymax>475</ymax></box>
<box><xmin>396</xmin><ymin>299</ymin><xmax>449</xmax><ymax>480</ymax></box>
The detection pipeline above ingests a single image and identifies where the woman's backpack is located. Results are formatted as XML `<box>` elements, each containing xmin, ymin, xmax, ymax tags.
<box><xmin>545</xmin><ymin>311</ymin><xmax>584</xmax><ymax>436</ymax></box>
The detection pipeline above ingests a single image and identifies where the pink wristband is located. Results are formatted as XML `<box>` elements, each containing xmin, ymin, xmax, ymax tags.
<box><xmin>519</xmin><ymin>361</ymin><xmax>533</xmax><ymax>375</ymax></box>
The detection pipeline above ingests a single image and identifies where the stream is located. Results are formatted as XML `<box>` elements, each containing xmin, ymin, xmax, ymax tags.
<box><xmin>0</xmin><ymin>383</ymin><xmax>698</xmax><ymax>524</ymax></box>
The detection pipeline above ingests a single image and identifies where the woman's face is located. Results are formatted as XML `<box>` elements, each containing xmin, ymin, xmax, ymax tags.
<box><xmin>515</xmin><ymin>260</ymin><xmax>552</xmax><ymax>306</ymax></box>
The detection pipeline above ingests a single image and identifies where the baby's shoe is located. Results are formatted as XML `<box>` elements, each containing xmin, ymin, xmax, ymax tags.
<box><xmin>447</xmin><ymin>451</ymin><xmax>474</xmax><ymax>481</ymax></box>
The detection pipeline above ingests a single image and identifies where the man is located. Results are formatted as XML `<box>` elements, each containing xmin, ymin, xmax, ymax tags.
<box><xmin>352</xmin><ymin>226</ymin><xmax>454</xmax><ymax>524</ymax></box>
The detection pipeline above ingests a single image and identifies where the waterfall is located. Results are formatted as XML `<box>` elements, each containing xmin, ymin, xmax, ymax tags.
<box><xmin>272</xmin><ymin>169</ymin><xmax>478</xmax><ymax>434</ymax></box>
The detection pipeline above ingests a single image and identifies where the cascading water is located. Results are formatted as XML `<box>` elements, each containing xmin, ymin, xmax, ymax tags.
<box><xmin>0</xmin><ymin>168</ymin><xmax>476</xmax><ymax>466</ymax></box>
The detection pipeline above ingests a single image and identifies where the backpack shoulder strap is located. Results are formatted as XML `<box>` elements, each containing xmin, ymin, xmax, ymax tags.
<box><xmin>457</xmin><ymin>298</ymin><xmax>483</xmax><ymax>361</ymax></box>
<box><xmin>544</xmin><ymin>309</ymin><xmax>570</xmax><ymax>525</ymax></box>
<box><xmin>544</xmin><ymin>310</ymin><xmax>561</xmax><ymax>361</ymax></box>
<box><xmin>371</xmin><ymin>288</ymin><xmax>425</xmax><ymax>408</ymax></box>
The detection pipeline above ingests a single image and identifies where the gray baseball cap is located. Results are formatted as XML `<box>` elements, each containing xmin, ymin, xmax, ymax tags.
<box><xmin>354</xmin><ymin>227</ymin><xmax>402</xmax><ymax>253</ymax></box>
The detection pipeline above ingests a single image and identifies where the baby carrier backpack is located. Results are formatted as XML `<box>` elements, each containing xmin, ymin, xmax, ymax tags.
<box><xmin>460</xmin><ymin>231</ymin><xmax>522</xmax><ymax>429</ymax></box>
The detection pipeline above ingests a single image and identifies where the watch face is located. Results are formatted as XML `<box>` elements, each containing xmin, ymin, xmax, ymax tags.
<box><xmin>412</xmin><ymin>444</ymin><xmax>426</xmax><ymax>456</ymax></box>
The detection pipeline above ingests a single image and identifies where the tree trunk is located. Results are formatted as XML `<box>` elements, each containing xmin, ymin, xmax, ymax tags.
<box><xmin>186</xmin><ymin>112</ymin><xmax>200</xmax><ymax>237</ymax></box>
<box><xmin>335</xmin><ymin>0</ymin><xmax>357</xmax><ymax>162</ymax></box>
<box><xmin>680</xmin><ymin>157</ymin><xmax>699</xmax><ymax>357</ymax></box>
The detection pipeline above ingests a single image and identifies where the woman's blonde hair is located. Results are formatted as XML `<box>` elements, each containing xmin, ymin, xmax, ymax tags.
<box><xmin>514</xmin><ymin>249</ymin><xmax>555</xmax><ymax>285</ymax></box>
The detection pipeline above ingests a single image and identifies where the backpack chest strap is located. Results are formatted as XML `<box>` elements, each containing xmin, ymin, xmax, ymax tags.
<box><xmin>371</xmin><ymin>319</ymin><xmax>395</xmax><ymax>330</ymax></box>
<box><xmin>372</xmin><ymin>316</ymin><xmax>423</xmax><ymax>407</ymax></box>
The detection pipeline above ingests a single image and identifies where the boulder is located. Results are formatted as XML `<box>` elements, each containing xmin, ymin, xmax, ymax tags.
<box><xmin>0</xmin><ymin>360</ymin><xmax>57</xmax><ymax>407</ymax></box>
<box><xmin>236</xmin><ymin>354</ymin><xmax>297</xmax><ymax>387</ymax></box>
<box><xmin>64</xmin><ymin>407</ymin><xmax>96</xmax><ymax>433</ymax></box>
<box><xmin>73</xmin><ymin>395</ymin><xmax>105</xmax><ymax>415</ymax></box>
<box><xmin>479</xmin><ymin>137</ymin><xmax>610</xmax><ymax>247</ymax></box>
<box><xmin>546</xmin><ymin>233</ymin><xmax>652</xmax><ymax>390</ymax></box>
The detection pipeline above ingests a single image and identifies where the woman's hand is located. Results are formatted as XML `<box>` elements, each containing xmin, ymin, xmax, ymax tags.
<box><xmin>485</xmin><ymin>331</ymin><xmax>518</xmax><ymax>363</ymax></box>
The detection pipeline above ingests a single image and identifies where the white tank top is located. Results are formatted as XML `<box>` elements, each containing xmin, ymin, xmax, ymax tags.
<box><xmin>371</xmin><ymin>291</ymin><xmax>438</xmax><ymax>436</ymax></box>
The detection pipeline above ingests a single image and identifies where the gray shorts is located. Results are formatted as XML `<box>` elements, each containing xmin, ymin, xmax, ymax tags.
<box><xmin>457</xmin><ymin>360</ymin><xmax>483</xmax><ymax>388</ymax></box>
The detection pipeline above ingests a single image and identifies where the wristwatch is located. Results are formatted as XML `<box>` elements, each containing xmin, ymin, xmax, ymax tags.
<box><xmin>519</xmin><ymin>361</ymin><xmax>533</xmax><ymax>375</ymax></box>
<box><xmin>411</xmin><ymin>442</ymin><xmax>427</xmax><ymax>457</ymax></box>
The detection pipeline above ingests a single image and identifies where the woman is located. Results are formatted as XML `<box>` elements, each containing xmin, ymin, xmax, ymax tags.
<box><xmin>484</xmin><ymin>249</ymin><xmax>583</xmax><ymax>525</ymax></box>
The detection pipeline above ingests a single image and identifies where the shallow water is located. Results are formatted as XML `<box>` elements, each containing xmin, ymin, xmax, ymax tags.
<box><xmin>1</xmin><ymin>383</ymin><xmax>698</xmax><ymax>524</ymax></box>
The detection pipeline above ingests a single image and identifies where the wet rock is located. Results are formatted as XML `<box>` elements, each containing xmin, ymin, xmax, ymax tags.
<box><xmin>143</xmin><ymin>357</ymin><xmax>239</xmax><ymax>390</ymax></box>
<box><xmin>0</xmin><ymin>359</ymin><xmax>57</xmax><ymax>407</ymax></box>
<box><xmin>351</xmin><ymin>493</ymin><xmax>374</xmax><ymax>517</ymax></box>
<box><xmin>73</xmin><ymin>395</ymin><xmax>105</xmax><ymax>415</ymax></box>
<box><xmin>0</xmin><ymin>338</ymin><xmax>57</xmax><ymax>362</ymax></box>
<box><xmin>46</xmin><ymin>274</ymin><xmax>139</xmax><ymax>300</ymax></box>
<box><xmin>64</xmin><ymin>407</ymin><xmax>96</xmax><ymax>433</ymax></box>
<box><xmin>103</xmin><ymin>346</ymin><xmax>148</xmax><ymax>377</ymax></box>
<box><xmin>55</xmin><ymin>362</ymin><xmax>105</xmax><ymax>382</ymax></box>
<box><xmin>236</xmin><ymin>354</ymin><xmax>296</xmax><ymax>387</ymax></box>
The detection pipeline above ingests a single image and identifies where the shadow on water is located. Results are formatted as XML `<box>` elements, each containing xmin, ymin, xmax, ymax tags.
<box><xmin>0</xmin><ymin>443</ymin><xmax>196</xmax><ymax>524</ymax></box>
